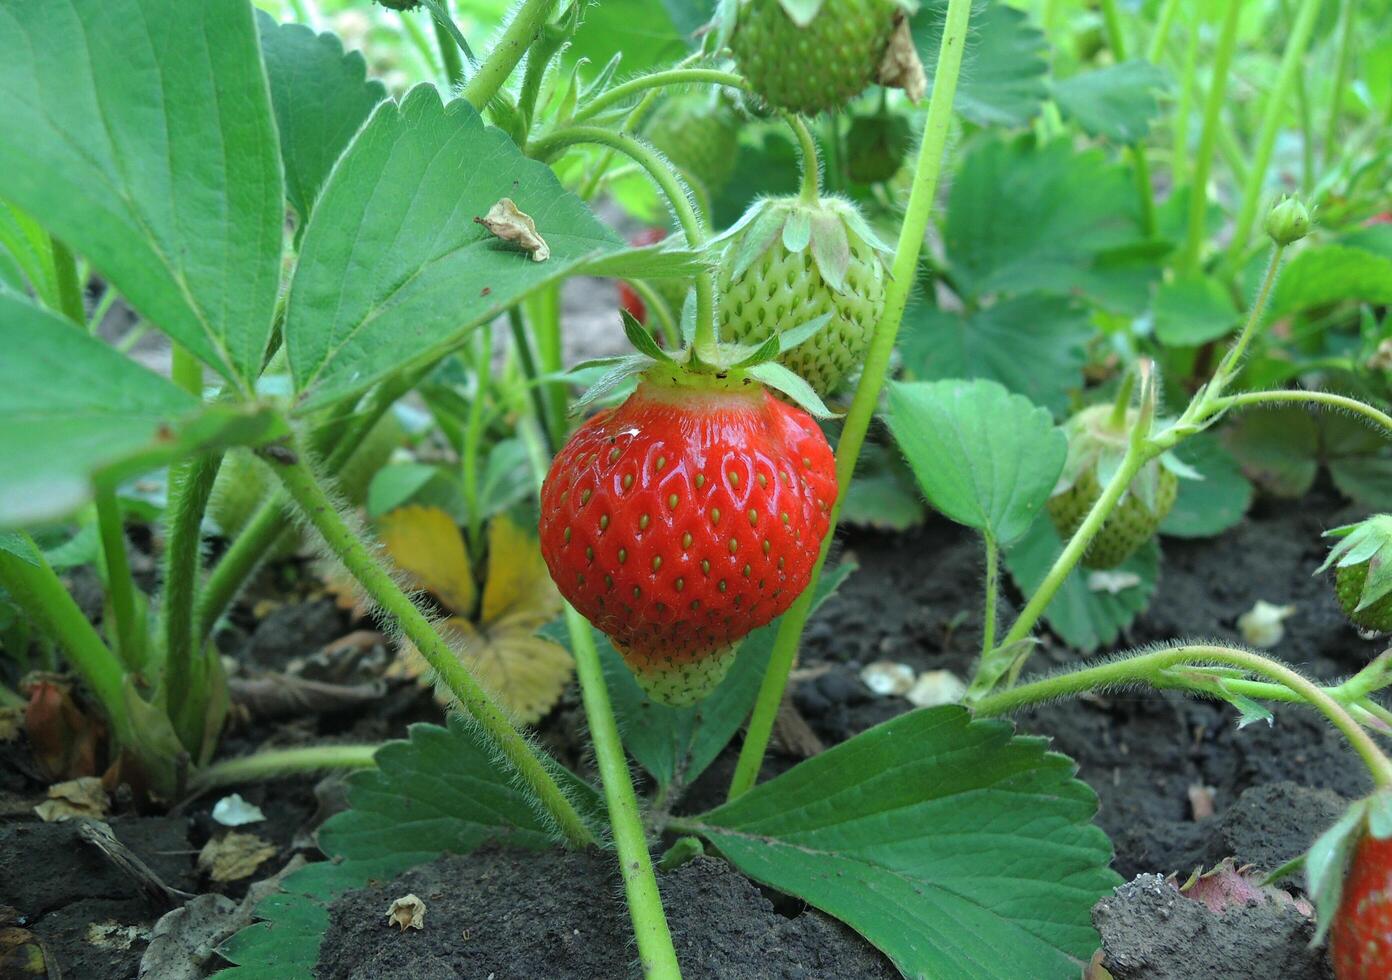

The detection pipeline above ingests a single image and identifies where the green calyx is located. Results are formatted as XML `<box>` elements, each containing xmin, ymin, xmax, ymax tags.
<box><xmin>1317</xmin><ymin>514</ymin><xmax>1392</xmax><ymax>632</ymax></box>
<box><xmin>567</xmin><ymin>310</ymin><xmax>836</xmax><ymax>420</ymax></box>
<box><xmin>715</xmin><ymin>195</ymin><xmax>891</xmax><ymax>396</ymax></box>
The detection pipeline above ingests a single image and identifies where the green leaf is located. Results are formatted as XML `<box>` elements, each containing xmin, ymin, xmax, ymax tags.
<box><xmin>0</xmin><ymin>0</ymin><xmax>284</xmax><ymax>387</ymax></box>
<box><xmin>566</xmin><ymin>0</ymin><xmax>691</xmax><ymax>81</ymax></box>
<box><xmin>286</xmin><ymin>86</ymin><xmax>622</xmax><ymax>411</ymax></box>
<box><xmin>1158</xmin><ymin>434</ymin><xmax>1253</xmax><ymax>539</ymax></box>
<box><xmin>944</xmin><ymin>138</ymin><xmax>1142</xmax><ymax>301</ymax></box>
<box><xmin>0</xmin><ymin>294</ymin><xmax>283</xmax><ymax>525</ymax></box>
<box><xmin>218</xmin><ymin>717</ymin><xmax>600</xmax><ymax>976</ymax></box>
<box><xmin>1004</xmin><ymin>516</ymin><xmax>1159</xmax><ymax>652</ymax></box>
<box><xmin>913</xmin><ymin>1</ymin><xmax>1049</xmax><ymax>128</ymax></box>
<box><xmin>1152</xmin><ymin>274</ymin><xmax>1240</xmax><ymax>346</ymax></box>
<box><xmin>1323</xmin><ymin>411</ymin><xmax>1392</xmax><ymax>511</ymax></box>
<box><xmin>1268</xmin><ymin>244</ymin><xmax>1392</xmax><ymax>320</ymax></box>
<box><xmin>552</xmin><ymin>564</ymin><xmax>855</xmax><ymax>790</ymax></box>
<box><xmin>841</xmin><ymin>446</ymin><xmax>926</xmax><ymax>531</ymax></box>
<box><xmin>1224</xmin><ymin>407</ymin><xmax>1320</xmax><ymax>498</ymax></box>
<box><xmin>1053</xmin><ymin>61</ymin><xmax>1170</xmax><ymax>143</ymax></box>
<box><xmin>255</xmin><ymin>11</ymin><xmax>387</xmax><ymax>224</ymax></box>
<box><xmin>689</xmin><ymin>706</ymin><xmax>1119</xmax><ymax>978</ymax></box>
<box><xmin>900</xmin><ymin>293</ymin><xmax>1092</xmax><ymax>416</ymax></box>
<box><xmin>884</xmin><ymin>379</ymin><xmax>1065</xmax><ymax>547</ymax></box>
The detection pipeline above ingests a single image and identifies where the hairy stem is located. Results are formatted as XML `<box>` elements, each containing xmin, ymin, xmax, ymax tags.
<box><xmin>573</xmin><ymin>67</ymin><xmax>746</xmax><ymax>123</ymax></box>
<box><xmin>787</xmin><ymin>114</ymin><xmax>821</xmax><ymax>204</ymax></box>
<box><xmin>508</xmin><ymin>307</ymin><xmax>558</xmax><ymax>455</ymax></box>
<box><xmin>999</xmin><ymin>447</ymin><xmax>1148</xmax><ymax>650</ymax></box>
<box><xmin>269</xmin><ymin>434</ymin><xmax>596</xmax><ymax>848</ymax></box>
<box><xmin>162</xmin><ymin>452</ymin><xmax>223</xmax><ymax>754</ymax></box>
<box><xmin>1225</xmin><ymin>0</ymin><xmax>1322</xmax><ymax>266</ymax></box>
<box><xmin>980</xmin><ymin>534</ymin><xmax>999</xmax><ymax>660</ymax></box>
<box><xmin>974</xmin><ymin>645</ymin><xmax>1392</xmax><ymax>787</ymax></box>
<box><xmin>727</xmin><ymin>0</ymin><xmax>975</xmax><ymax>801</ymax></box>
<box><xmin>565</xmin><ymin>605</ymin><xmax>681</xmax><ymax>978</ymax></box>
<box><xmin>461</xmin><ymin>0</ymin><xmax>556</xmax><ymax>111</ymax></box>
<box><xmin>95</xmin><ymin>490</ymin><xmax>144</xmax><ymax>671</ymax></box>
<box><xmin>1145</xmin><ymin>0</ymin><xmax>1182</xmax><ymax>63</ymax></box>
<box><xmin>1209</xmin><ymin>389</ymin><xmax>1392</xmax><ymax>436</ymax></box>
<box><xmin>192</xmin><ymin>743</ymin><xmax>381</xmax><ymax>791</ymax></box>
<box><xmin>1180</xmin><ymin>0</ymin><xmax>1242</xmax><ymax>273</ymax></box>
<box><xmin>531</xmin><ymin>126</ymin><xmax>713</xmax><ymax>358</ymax></box>
<box><xmin>1324</xmin><ymin>0</ymin><xmax>1355</xmax><ymax>167</ymax></box>
<box><xmin>421</xmin><ymin>0</ymin><xmax>472</xmax><ymax>83</ymax></box>
<box><xmin>1098</xmin><ymin>0</ymin><xmax>1156</xmax><ymax>235</ymax></box>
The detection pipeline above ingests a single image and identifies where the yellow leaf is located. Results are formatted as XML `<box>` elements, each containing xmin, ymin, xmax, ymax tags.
<box><xmin>450</xmin><ymin>617</ymin><xmax>574</xmax><ymax>724</ymax></box>
<box><xmin>196</xmin><ymin>831</ymin><xmax>277</xmax><ymax>882</ymax></box>
<box><xmin>377</xmin><ymin>505</ymin><xmax>477</xmax><ymax>615</ymax></box>
<box><xmin>480</xmin><ymin>514</ymin><xmax>559</xmax><ymax>628</ymax></box>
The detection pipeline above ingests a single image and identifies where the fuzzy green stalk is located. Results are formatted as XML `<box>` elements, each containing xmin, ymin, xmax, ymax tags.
<box><xmin>1215</xmin><ymin>122</ymin><xmax>1250</xmax><ymax>193</ymax></box>
<box><xmin>1225</xmin><ymin>0</ymin><xmax>1323</xmax><ymax>266</ymax></box>
<box><xmin>980</xmin><ymin>535</ymin><xmax>999</xmax><ymax>660</ymax></box>
<box><xmin>997</xmin><ymin>446</ymin><xmax>1149</xmax><ymax>653</ymax></box>
<box><xmin>1180</xmin><ymin>0</ymin><xmax>1243</xmax><ymax>273</ymax></box>
<box><xmin>1098</xmin><ymin>0</ymin><xmax>1156</xmax><ymax>235</ymax></box>
<box><xmin>973</xmin><ymin>645</ymin><xmax>1392</xmax><ymax>787</ymax></box>
<box><xmin>0</xmin><ymin>537</ymin><xmax>134</xmax><ymax>747</ymax></box>
<box><xmin>192</xmin><ymin>743</ymin><xmax>381</xmax><ymax>791</ymax></box>
<box><xmin>530</xmin><ymin>126</ymin><xmax>714</xmax><ymax>358</ymax></box>
<box><xmin>507</xmin><ymin>307</ymin><xmax>558</xmax><ymax>455</ymax></box>
<box><xmin>1209</xmin><ymin>389</ymin><xmax>1392</xmax><ymax>437</ymax></box>
<box><xmin>269</xmin><ymin>434</ymin><xmax>596</xmax><ymax>848</ymax></box>
<box><xmin>462</xmin><ymin>328</ymin><xmax>492</xmax><ymax>565</ymax></box>
<box><xmin>1170</xmin><ymin>5</ymin><xmax>1201</xmax><ymax>185</ymax></box>
<box><xmin>1144</xmin><ymin>0</ymin><xmax>1182</xmax><ymax>63</ymax></box>
<box><xmin>398</xmin><ymin>7</ymin><xmax>442</xmax><ymax>79</ymax></box>
<box><xmin>1292</xmin><ymin>46</ymin><xmax>1314</xmax><ymax>197</ymax></box>
<box><xmin>95</xmin><ymin>490</ymin><xmax>144</xmax><ymax>671</ymax></box>
<box><xmin>1324</xmin><ymin>0</ymin><xmax>1356</xmax><ymax>166</ymax></box>
<box><xmin>195</xmin><ymin>366</ymin><xmax>431</xmax><ymax>641</ymax></box>
<box><xmin>421</xmin><ymin>0</ymin><xmax>471</xmax><ymax>83</ymax></box>
<box><xmin>787</xmin><ymin>114</ymin><xmax>821</xmax><ymax>204</ymax></box>
<box><xmin>525</xmin><ymin>286</ymin><xmax>568</xmax><ymax>451</ymax></box>
<box><xmin>161</xmin><ymin>452</ymin><xmax>223</xmax><ymax>754</ymax></box>
<box><xmin>1208</xmin><ymin>245</ymin><xmax>1285</xmax><ymax>385</ymax></box>
<box><xmin>727</xmin><ymin>0</ymin><xmax>976</xmax><ymax>801</ymax></box>
<box><xmin>573</xmin><ymin>68</ymin><xmax>746</xmax><ymax>123</ymax></box>
<box><xmin>461</xmin><ymin>0</ymin><xmax>556</xmax><ymax>111</ymax></box>
<box><xmin>564</xmin><ymin>604</ymin><xmax>681</xmax><ymax>978</ymax></box>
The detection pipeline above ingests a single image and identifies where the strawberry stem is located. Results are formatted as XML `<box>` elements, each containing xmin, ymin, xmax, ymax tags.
<box><xmin>460</xmin><ymin>0</ymin><xmax>556</xmax><ymax>111</ymax></box>
<box><xmin>529</xmin><ymin>125</ymin><xmax>718</xmax><ymax>360</ymax></box>
<box><xmin>565</xmin><ymin>604</ymin><xmax>682</xmax><ymax>978</ymax></box>
<box><xmin>726</xmin><ymin>0</ymin><xmax>976</xmax><ymax>802</ymax></box>
<box><xmin>1179</xmin><ymin>0</ymin><xmax>1242</xmax><ymax>273</ymax></box>
<box><xmin>190</xmin><ymin>743</ymin><xmax>381</xmax><ymax>792</ymax></box>
<box><xmin>1205</xmin><ymin>389</ymin><xmax>1392</xmax><ymax>436</ymax></box>
<box><xmin>786</xmin><ymin>113</ymin><xmax>821</xmax><ymax>204</ymax></box>
<box><xmin>269</xmin><ymin>429</ymin><xmax>598</xmax><ymax>849</ymax></box>
<box><xmin>572</xmin><ymin>67</ymin><xmax>747</xmax><ymax>124</ymax></box>
<box><xmin>973</xmin><ymin>645</ymin><xmax>1392</xmax><ymax>788</ymax></box>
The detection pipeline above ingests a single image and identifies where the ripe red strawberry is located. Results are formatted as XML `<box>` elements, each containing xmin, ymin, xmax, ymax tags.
<box><xmin>538</xmin><ymin>369</ymin><xmax>837</xmax><ymax>705</ymax></box>
<box><xmin>1332</xmin><ymin>833</ymin><xmax>1392</xmax><ymax>978</ymax></box>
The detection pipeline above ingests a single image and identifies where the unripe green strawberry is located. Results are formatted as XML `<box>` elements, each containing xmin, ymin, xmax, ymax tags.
<box><xmin>1318</xmin><ymin>515</ymin><xmax>1392</xmax><ymax>634</ymax></box>
<box><xmin>646</xmin><ymin>95</ymin><xmax>741</xmax><ymax>199</ymax></box>
<box><xmin>1046</xmin><ymin>405</ymin><xmax>1183</xmax><ymax>570</ymax></box>
<box><xmin>716</xmin><ymin>195</ymin><xmax>890</xmax><ymax>396</ymax></box>
<box><xmin>723</xmin><ymin>0</ymin><xmax>903</xmax><ymax>114</ymax></box>
<box><xmin>845</xmin><ymin>112</ymin><xmax>910</xmax><ymax>184</ymax></box>
<box><xmin>538</xmin><ymin>367</ymin><xmax>837</xmax><ymax>705</ymax></box>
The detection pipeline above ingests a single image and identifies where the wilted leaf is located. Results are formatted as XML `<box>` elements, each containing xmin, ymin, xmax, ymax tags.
<box><xmin>475</xmin><ymin>198</ymin><xmax>551</xmax><ymax>262</ymax></box>
<box><xmin>378</xmin><ymin>505</ymin><xmax>478</xmax><ymax>616</ymax></box>
<box><xmin>34</xmin><ymin>777</ymin><xmax>108</xmax><ymax>822</ymax></box>
<box><xmin>198</xmin><ymin>833</ymin><xmax>277</xmax><ymax>883</ymax></box>
<box><xmin>385</xmin><ymin>894</ymin><xmax>425</xmax><ymax>932</ymax></box>
<box><xmin>384</xmin><ymin>511</ymin><xmax>573</xmax><ymax>724</ymax></box>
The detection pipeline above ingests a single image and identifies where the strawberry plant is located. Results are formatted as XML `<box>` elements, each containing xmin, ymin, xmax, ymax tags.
<box><xmin>0</xmin><ymin>0</ymin><xmax>1389</xmax><ymax>977</ymax></box>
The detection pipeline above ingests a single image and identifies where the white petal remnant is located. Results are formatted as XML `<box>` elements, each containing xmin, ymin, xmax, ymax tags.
<box><xmin>386</xmin><ymin>893</ymin><xmax>426</xmax><ymax>932</ymax></box>
<box><xmin>1238</xmin><ymin>600</ymin><xmax>1297</xmax><ymax>648</ymax></box>
<box><xmin>860</xmin><ymin>661</ymin><xmax>915</xmax><ymax>696</ymax></box>
<box><xmin>906</xmin><ymin>670</ymin><xmax>967</xmax><ymax>709</ymax></box>
<box><xmin>211</xmin><ymin>793</ymin><xmax>266</xmax><ymax>827</ymax></box>
<box><xmin>475</xmin><ymin>198</ymin><xmax>550</xmax><ymax>262</ymax></box>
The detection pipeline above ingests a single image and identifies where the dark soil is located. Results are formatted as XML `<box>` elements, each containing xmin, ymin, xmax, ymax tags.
<box><xmin>3</xmin><ymin>484</ymin><xmax>1381</xmax><ymax>978</ymax></box>
<box><xmin>316</xmin><ymin>849</ymin><xmax>895</xmax><ymax>980</ymax></box>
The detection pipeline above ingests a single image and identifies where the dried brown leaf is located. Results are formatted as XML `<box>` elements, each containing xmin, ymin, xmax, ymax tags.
<box><xmin>197</xmin><ymin>832</ymin><xmax>277</xmax><ymax>883</ymax></box>
<box><xmin>386</xmin><ymin>893</ymin><xmax>426</xmax><ymax>931</ymax></box>
<box><xmin>475</xmin><ymin>198</ymin><xmax>550</xmax><ymax>262</ymax></box>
